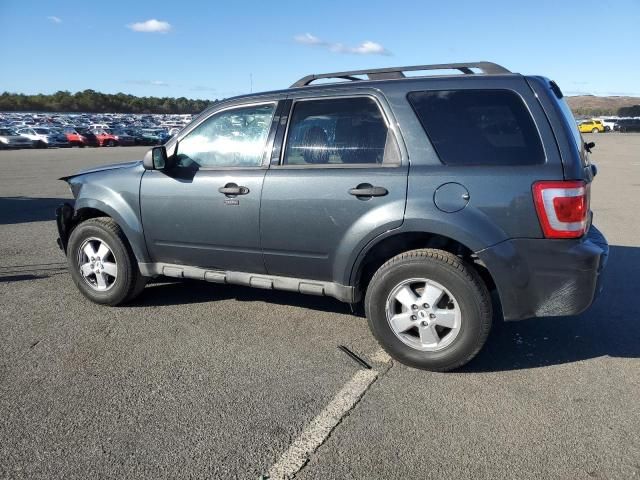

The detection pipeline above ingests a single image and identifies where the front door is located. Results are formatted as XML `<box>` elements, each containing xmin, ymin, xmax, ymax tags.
<box><xmin>260</xmin><ymin>95</ymin><xmax>408</xmax><ymax>283</ymax></box>
<box><xmin>140</xmin><ymin>102</ymin><xmax>278</xmax><ymax>272</ymax></box>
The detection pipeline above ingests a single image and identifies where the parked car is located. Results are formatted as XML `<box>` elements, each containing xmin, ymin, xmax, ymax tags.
<box><xmin>0</xmin><ymin>127</ymin><xmax>33</xmax><ymax>149</ymax></box>
<box><xmin>74</xmin><ymin>127</ymin><xmax>100</xmax><ymax>147</ymax></box>
<box><xmin>55</xmin><ymin>61</ymin><xmax>608</xmax><ymax>371</ymax></box>
<box><xmin>92</xmin><ymin>130</ymin><xmax>120</xmax><ymax>147</ymax></box>
<box><xmin>106</xmin><ymin>129</ymin><xmax>136</xmax><ymax>146</ymax></box>
<box><xmin>16</xmin><ymin>127</ymin><xmax>70</xmax><ymax>148</ymax></box>
<box><xmin>616</xmin><ymin>118</ymin><xmax>640</xmax><ymax>132</ymax></box>
<box><xmin>578</xmin><ymin>119</ymin><xmax>605</xmax><ymax>133</ymax></box>
<box><xmin>125</xmin><ymin>128</ymin><xmax>168</xmax><ymax>146</ymax></box>
<box><xmin>598</xmin><ymin>118</ymin><xmax>618</xmax><ymax>132</ymax></box>
<box><xmin>141</xmin><ymin>128</ymin><xmax>171</xmax><ymax>145</ymax></box>
<box><xmin>63</xmin><ymin>128</ymin><xmax>98</xmax><ymax>147</ymax></box>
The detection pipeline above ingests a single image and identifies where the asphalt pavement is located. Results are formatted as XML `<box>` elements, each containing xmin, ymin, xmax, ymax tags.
<box><xmin>1</xmin><ymin>136</ymin><xmax>638</xmax><ymax>479</ymax></box>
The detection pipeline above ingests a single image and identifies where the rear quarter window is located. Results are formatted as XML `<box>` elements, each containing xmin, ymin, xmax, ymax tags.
<box><xmin>407</xmin><ymin>89</ymin><xmax>545</xmax><ymax>166</ymax></box>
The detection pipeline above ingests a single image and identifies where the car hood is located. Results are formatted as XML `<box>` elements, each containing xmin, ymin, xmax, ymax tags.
<box><xmin>59</xmin><ymin>160</ymin><xmax>142</xmax><ymax>181</ymax></box>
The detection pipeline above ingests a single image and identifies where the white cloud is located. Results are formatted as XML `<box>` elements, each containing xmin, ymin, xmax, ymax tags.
<box><xmin>47</xmin><ymin>16</ymin><xmax>62</xmax><ymax>24</ymax></box>
<box><xmin>127</xmin><ymin>19</ymin><xmax>172</xmax><ymax>34</ymax></box>
<box><xmin>345</xmin><ymin>41</ymin><xmax>389</xmax><ymax>55</ymax></box>
<box><xmin>294</xmin><ymin>33</ymin><xmax>323</xmax><ymax>45</ymax></box>
<box><xmin>294</xmin><ymin>33</ymin><xmax>391</xmax><ymax>56</ymax></box>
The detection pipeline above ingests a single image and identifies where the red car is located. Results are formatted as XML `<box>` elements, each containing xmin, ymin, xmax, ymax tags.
<box><xmin>64</xmin><ymin>128</ymin><xmax>98</xmax><ymax>147</ymax></box>
<box><xmin>92</xmin><ymin>130</ymin><xmax>119</xmax><ymax>147</ymax></box>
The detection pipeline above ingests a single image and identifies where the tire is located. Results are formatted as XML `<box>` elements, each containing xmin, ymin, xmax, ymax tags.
<box><xmin>591</xmin><ymin>128</ymin><xmax>599</xmax><ymax>133</ymax></box>
<box><xmin>37</xmin><ymin>140</ymin><xmax>47</xmax><ymax>149</ymax></box>
<box><xmin>106</xmin><ymin>140</ymin><xmax>116</xmax><ymax>147</ymax></box>
<box><xmin>365</xmin><ymin>249</ymin><xmax>492</xmax><ymax>372</ymax></box>
<box><xmin>66</xmin><ymin>217</ymin><xmax>147</xmax><ymax>305</ymax></box>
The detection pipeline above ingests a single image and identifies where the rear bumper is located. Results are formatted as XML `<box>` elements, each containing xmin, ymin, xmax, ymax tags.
<box><xmin>477</xmin><ymin>225</ymin><xmax>609</xmax><ymax>321</ymax></box>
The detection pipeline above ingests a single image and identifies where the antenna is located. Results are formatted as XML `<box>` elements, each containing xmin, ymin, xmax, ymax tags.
<box><xmin>250</xmin><ymin>73</ymin><xmax>253</xmax><ymax>93</ymax></box>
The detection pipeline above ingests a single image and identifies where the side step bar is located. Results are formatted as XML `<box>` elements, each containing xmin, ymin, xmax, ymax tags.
<box><xmin>138</xmin><ymin>262</ymin><xmax>357</xmax><ymax>303</ymax></box>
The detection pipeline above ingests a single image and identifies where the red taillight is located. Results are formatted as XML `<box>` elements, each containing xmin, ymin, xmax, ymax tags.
<box><xmin>532</xmin><ymin>180</ymin><xmax>590</xmax><ymax>239</ymax></box>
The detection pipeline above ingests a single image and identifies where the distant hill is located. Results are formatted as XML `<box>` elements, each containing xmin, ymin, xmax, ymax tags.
<box><xmin>566</xmin><ymin>95</ymin><xmax>640</xmax><ymax>117</ymax></box>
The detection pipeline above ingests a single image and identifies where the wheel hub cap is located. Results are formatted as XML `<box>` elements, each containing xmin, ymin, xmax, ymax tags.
<box><xmin>385</xmin><ymin>278</ymin><xmax>461</xmax><ymax>352</ymax></box>
<box><xmin>77</xmin><ymin>238</ymin><xmax>117</xmax><ymax>292</ymax></box>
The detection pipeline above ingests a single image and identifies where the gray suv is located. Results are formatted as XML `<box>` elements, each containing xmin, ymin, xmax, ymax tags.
<box><xmin>56</xmin><ymin>62</ymin><xmax>609</xmax><ymax>371</ymax></box>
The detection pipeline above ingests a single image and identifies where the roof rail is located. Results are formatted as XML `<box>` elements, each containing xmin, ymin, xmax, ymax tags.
<box><xmin>290</xmin><ymin>61</ymin><xmax>511</xmax><ymax>88</ymax></box>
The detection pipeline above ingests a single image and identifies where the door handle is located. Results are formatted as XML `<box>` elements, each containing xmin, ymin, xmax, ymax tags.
<box><xmin>218</xmin><ymin>183</ymin><xmax>250</xmax><ymax>196</ymax></box>
<box><xmin>349</xmin><ymin>183</ymin><xmax>388</xmax><ymax>198</ymax></box>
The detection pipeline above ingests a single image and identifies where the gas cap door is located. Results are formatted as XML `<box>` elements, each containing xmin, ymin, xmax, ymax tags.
<box><xmin>434</xmin><ymin>182</ymin><xmax>470</xmax><ymax>213</ymax></box>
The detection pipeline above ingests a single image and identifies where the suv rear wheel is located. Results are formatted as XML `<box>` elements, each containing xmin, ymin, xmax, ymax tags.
<box><xmin>67</xmin><ymin>218</ymin><xmax>147</xmax><ymax>305</ymax></box>
<box><xmin>365</xmin><ymin>249</ymin><xmax>492</xmax><ymax>371</ymax></box>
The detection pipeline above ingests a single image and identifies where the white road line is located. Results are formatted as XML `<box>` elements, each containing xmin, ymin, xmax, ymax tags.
<box><xmin>266</xmin><ymin>367</ymin><xmax>379</xmax><ymax>480</ymax></box>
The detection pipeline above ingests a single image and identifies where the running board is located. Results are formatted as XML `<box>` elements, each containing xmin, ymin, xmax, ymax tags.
<box><xmin>138</xmin><ymin>262</ymin><xmax>357</xmax><ymax>303</ymax></box>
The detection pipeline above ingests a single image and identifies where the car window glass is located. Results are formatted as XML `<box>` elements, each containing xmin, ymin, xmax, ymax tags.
<box><xmin>407</xmin><ymin>89</ymin><xmax>545</xmax><ymax>166</ymax></box>
<box><xmin>176</xmin><ymin>103</ymin><xmax>275</xmax><ymax>168</ymax></box>
<box><xmin>283</xmin><ymin>97</ymin><xmax>393</xmax><ymax>166</ymax></box>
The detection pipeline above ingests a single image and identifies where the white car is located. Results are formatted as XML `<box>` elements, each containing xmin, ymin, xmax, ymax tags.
<box><xmin>596</xmin><ymin>118</ymin><xmax>617</xmax><ymax>132</ymax></box>
<box><xmin>0</xmin><ymin>127</ymin><xmax>34</xmax><ymax>149</ymax></box>
<box><xmin>16</xmin><ymin>127</ymin><xmax>70</xmax><ymax>148</ymax></box>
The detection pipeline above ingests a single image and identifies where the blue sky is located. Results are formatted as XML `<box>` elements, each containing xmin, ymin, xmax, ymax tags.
<box><xmin>1</xmin><ymin>0</ymin><xmax>639</xmax><ymax>99</ymax></box>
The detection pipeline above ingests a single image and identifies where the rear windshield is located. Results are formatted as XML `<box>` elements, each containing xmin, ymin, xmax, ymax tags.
<box><xmin>407</xmin><ymin>89</ymin><xmax>545</xmax><ymax>166</ymax></box>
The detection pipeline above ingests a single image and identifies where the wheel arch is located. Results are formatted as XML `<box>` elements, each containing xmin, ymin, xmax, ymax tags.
<box><xmin>350</xmin><ymin>230</ymin><xmax>499</xmax><ymax>308</ymax></box>
<box><xmin>72</xmin><ymin>198</ymin><xmax>149</xmax><ymax>263</ymax></box>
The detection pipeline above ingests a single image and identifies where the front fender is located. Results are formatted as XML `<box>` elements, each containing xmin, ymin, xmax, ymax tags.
<box><xmin>73</xmin><ymin>195</ymin><xmax>149</xmax><ymax>263</ymax></box>
<box><xmin>64</xmin><ymin>163</ymin><xmax>149</xmax><ymax>263</ymax></box>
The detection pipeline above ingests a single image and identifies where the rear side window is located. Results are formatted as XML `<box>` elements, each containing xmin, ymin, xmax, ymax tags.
<box><xmin>407</xmin><ymin>89</ymin><xmax>545</xmax><ymax>166</ymax></box>
<box><xmin>283</xmin><ymin>97</ymin><xmax>398</xmax><ymax>166</ymax></box>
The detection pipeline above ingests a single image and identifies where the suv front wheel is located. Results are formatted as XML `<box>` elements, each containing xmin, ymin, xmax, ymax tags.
<box><xmin>67</xmin><ymin>218</ymin><xmax>147</xmax><ymax>305</ymax></box>
<box><xmin>365</xmin><ymin>249</ymin><xmax>492</xmax><ymax>371</ymax></box>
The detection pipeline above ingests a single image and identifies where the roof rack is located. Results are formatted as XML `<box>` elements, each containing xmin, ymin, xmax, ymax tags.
<box><xmin>290</xmin><ymin>61</ymin><xmax>511</xmax><ymax>88</ymax></box>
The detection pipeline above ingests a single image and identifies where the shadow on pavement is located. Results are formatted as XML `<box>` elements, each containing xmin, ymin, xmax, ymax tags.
<box><xmin>0</xmin><ymin>262</ymin><xmax>68</xmax><ymax>283</ymax></box>
<box><xmin>133</xmin><ymin>246</ymin><xmax>639</xmax><ymax>370</ymax></box>
<box><xmin>463</xmin><ymin>245</ymin><xmax>640</xmax><ymax>371</ymax></box>
<box><xmin>8</xmin><ymin>238</ymin><xmax>635</xmax><ymax>370</ymax></box>
<box><xmin>0</xmin><ymin>197</ymin><xmax>66</xmax><ymax>225</ymax></box>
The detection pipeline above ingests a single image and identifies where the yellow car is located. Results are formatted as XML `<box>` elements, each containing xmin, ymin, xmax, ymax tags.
<box><xmin>578</xmin><ymin>119</ymin><xmax>605</xmax><ymax>133</ymax></box>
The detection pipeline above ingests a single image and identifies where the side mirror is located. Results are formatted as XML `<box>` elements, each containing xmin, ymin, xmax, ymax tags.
<box><xmin>585</xmin><ymin>141</ymin><xmax>596</xmax><ymax>153</ymax></box>
<box><xmin>143</xmin><ymin>146</ymin><xmax>168</xmax><ymax>170</ymax></box>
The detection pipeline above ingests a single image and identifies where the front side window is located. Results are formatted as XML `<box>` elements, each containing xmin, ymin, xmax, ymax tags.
<box><xmin>176</xmin><ymin>103</ymin><xmax>275</xmax><ymax>168</ymax></box>
<box><xmin>283</xmin><ymin>97</ymin><xmax>396</xmax><ymax>166</ymax></box>
<box><xmin>408</xmin><ymin>89</ymin><xmax>545</xmax><ymax>166</ymax></box>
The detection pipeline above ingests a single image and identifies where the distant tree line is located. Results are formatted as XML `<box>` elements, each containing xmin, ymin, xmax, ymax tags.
<box><xmin>569</xmin><ymin>105</ymin><xmax>640</xmax><ymax>117</ymax></box>
<box><xmin>0</xmin><ymin>90</ymin><xmax>217</xmax><ymax>114</ymax></box>
<box><xmin>572</xmin><ymin>107</ymin><xmax>615</xmax><ymax>117</ymax></box>
<box><xmin>2</xmin><ymin>89</ymin><xmax>639</xmax><ymax>118</ymax></box>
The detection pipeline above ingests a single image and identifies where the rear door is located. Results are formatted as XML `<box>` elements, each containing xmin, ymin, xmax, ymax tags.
<box><xmin>260</xmin><ymin>92</ymin><xmax>408</xmax><ymax>283</ymax></box>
